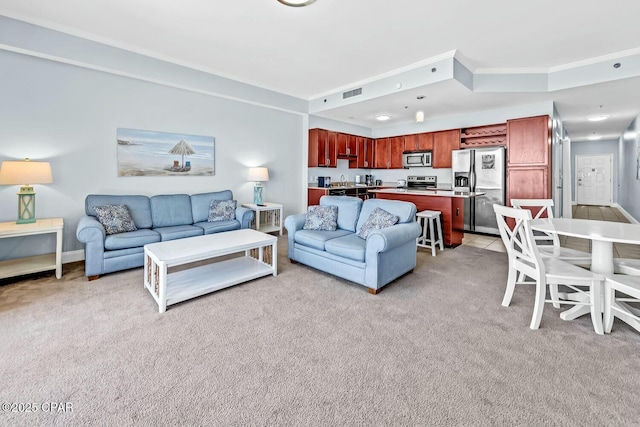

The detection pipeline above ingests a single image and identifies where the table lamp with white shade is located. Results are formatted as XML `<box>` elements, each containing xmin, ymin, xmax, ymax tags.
<box><xmin>0</xmin><ymin>158</ymin><xmax>53</xmax><ymax>224</ymax></box>
<box><xmin>248</xmin><ymin>167</ymin><xmax>269</xmax><ymax>206</ymax></box>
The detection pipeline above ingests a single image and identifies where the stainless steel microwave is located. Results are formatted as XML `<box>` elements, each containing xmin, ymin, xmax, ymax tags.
<box><xmin>402</xmin><ymin>151</ymin><xmax>432</xmax><ymax>168</ymax></box>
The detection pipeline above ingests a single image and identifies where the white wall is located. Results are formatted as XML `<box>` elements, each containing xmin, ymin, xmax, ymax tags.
<box><xmin>0</xmin><ymin>49</ymin><xmax>306</xmax><ymax>260</ymax></box>
<box><xmin>618</xmin><ymin>117</ymin><xmax>640</xmax><ymax>220</ymax></box>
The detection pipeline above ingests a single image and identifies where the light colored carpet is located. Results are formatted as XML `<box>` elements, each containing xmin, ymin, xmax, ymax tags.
<box><xmin>1</xmin><ymin>238</ymin><xmax>639</xmax><ymax>426</ymax></box>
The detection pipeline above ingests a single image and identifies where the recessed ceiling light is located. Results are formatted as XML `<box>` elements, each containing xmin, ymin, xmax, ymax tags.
<box><xmin>375</xmin><ymin>114</ymin><xmax>391</xmax><ymax>121</ymax></box>
<box><xmin>587</xmin><ymin>115</ymin><xmax>610</xmax><ymax>122</ymax></box>
<box><xmin>277</xmin><ymin>0</ymin><xmax>316</xmax><ymax>6</ymax></box>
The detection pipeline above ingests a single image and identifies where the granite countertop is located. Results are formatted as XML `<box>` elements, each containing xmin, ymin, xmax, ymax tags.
<box><xmin>307</xmin><ymin>183</ymin><xmax>396</xmax><ymax>190</ymax></box>
<box><xmin>368</xmin><ymin>188</ymin><xmax>486</xmax><ymax>198</ymax></box>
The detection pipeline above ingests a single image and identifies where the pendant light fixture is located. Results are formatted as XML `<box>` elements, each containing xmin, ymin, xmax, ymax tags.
<box><xmin>277</xmin><ymin>0</ymin><xmax>316</xmax><ymax>6</ymax></box>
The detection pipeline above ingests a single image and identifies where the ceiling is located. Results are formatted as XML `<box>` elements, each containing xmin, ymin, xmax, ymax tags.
<box><xmin>1</xmin><ymin>0</ymin><xmax>639</xmax><ymax>141</ymax></box>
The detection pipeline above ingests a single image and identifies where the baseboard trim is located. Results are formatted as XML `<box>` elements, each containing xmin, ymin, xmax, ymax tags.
<box><xmin>63</xmin><ymin>250</ymin><xmax>84</xmax><ymax>264</ymax></box>
<box><xmin>612</xmin><ymin>203</ymin><xmax>639</xmax><ymax>224</ymax></box>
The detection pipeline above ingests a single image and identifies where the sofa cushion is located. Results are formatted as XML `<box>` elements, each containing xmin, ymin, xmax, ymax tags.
<box><xmin>104</xmin><ymin>229</ymin><xmax>160</xmax><ymax>250</ymax></box>
<box><xmin>93</xmin><ymin>204</ymin><xmax>138</xmax><ymax>235</ymax></box>
<box><xmin>153</xmin><ymin>225</ymin><xmax>203</xmax><ymax>241</ymax></box>
<box><xmin>86</xmin><ymin>195</ymin><xmax>152</xmax><ymax>229</ymax></box>
<box><xmin>357</xmin><ymin>207</ymin><xmax>399</xmax><ymax>239</ymax></box>
<box><xmin>324</xmin><ymin>233</ymin><xmax>367</xmax><ymax>262</ymax></box>
<box><xmin>150</xmin><ymin>194</ymin><xmax>193</xmax><ymax>227</ymax></box>
<box><xmin>194</xmin><ymin>220</ymin><xmax>240</xmax><ymax>235</ymax></box>
<box><xmin>208</xmin><ymin>200</ymin><xmax>237</xmax><ymax>222</ymax></box>
<box><xmin>303</xmin><ymin>205</ymin><xmax>338</xmax><ymax>231</ymax></box>
<box><xmin>320</xmin><ymin>196</ymin><xmax>363</xmax><ymax>232</ymax></box>
<box><xmin>356</xmin><ymin>199</ymin><xmax>416</xmax><ymax>232</ymax></box>
<box><xmin>294</xmin><ymin>229</ymin><xmax>352</xmax><ymax>251</ymax></box>
<box><xmin>191</xmin><ymin>190</ymin><xmax>234</xmax><ymax>223</ymax></box>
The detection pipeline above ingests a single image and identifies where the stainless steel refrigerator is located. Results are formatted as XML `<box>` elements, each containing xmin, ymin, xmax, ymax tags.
<box><xmin>451</xmin><ymin>146</ymin><xmax>506</xmax><ymax>235</ymax></box>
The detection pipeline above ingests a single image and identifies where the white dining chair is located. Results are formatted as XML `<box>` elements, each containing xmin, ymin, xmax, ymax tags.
<box><xmin>510</xmin><ymin>198</ymin><xmax>640</xmax><ymax>276</ymax></box>
<box><xmin>494</xmin><ymin>204</ymin><xmax>604</xmax><ymax>333</ymax></box>
<box><xmin>604</xmin><ymin>274</ymin><xmax>640</xmax><ymax>333</ymax></box>
<box><xmin>510</xmin><ymin>199</ymin><xmax>592</xmax><ymax>266</ymax></box>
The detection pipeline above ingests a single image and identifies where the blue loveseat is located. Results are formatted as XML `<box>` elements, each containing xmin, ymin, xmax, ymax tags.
<box><xmin>285</xmin><ymin>196</ymin><xmax>421</xmax><ymax>294</ymax></box>
<box><xmin>76</xmin><ymin>190</ymin><xmax>253</xmax><ymax>280</ymax></box>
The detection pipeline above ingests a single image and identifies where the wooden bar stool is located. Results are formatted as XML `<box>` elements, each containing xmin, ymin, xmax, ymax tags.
<box><xmin>416</xmin><ymin>210</ymin><xmax>444</xmax><ymax>256</ymax></box>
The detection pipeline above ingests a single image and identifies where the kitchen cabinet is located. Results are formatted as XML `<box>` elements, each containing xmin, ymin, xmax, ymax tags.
<box><xmin>308</xmin><ymin>188</ymin><xmax>329</xmax><ymax>205</ymax></box>
<box><xmin>337</xmin><ymin>133</ymin><xmax>357</xmax><ymax>158</ymax></box>
<box><xmin>404</xmin><ymin>133</ymin><xmax>434</xmax><ymax>151</ymax></box>
<box><xmin>354</xmin><ymin>137</ymin><xmax>374</xmax><ymax>168</ymax></box>
<box><xmin>308</xmin><ymin>128</ymin><xmax>337</xmax><ymax>167</ymax></box>
<box><xmin>373</xmin><ymin>137</ymin><xmax>403</xmax><ymax>169</ymax></box>
<box><xmin>432</xmin><ymin>129</ymin><xmax>460</xmax><ymax>168</ymax></box>
<box><xmin>506</xmin><ymin>115</ymin><xmax>552</xmax><ymax>206</ymax></box>
<box><xmin>460</xmin><ymin>123</ymin><xmax>506</xmax><ymax>148</ymax></box>
<box><xmin>507</xmin><ymin>116</ymin><xmax>550</xmax><ymax>166</ymax></box>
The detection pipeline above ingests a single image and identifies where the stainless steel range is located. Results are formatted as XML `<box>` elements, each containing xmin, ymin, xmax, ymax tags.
<box><xmin>407</xmin><ymin>175</ymin><xmax>437</xmax><ymax>190</ymax></box>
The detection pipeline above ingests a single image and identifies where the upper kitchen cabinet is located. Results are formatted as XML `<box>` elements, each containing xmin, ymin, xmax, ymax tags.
<box><xmin>337</xmin><ymin>133</ymin><xmax>357</xmax><ymax>158</ymax></box>
<box><xmin>389</xmin><ymin>136</ymin><xmax>404</xmax><ymax>168</ymax></box>
<box><xmin>506</xmin><ymin>116</ymin><xmax>551</xmax><ymax>166</ymax></box>
<box><xmin>308</xmin><ymin>128</ymin><xmax>337</xmax><ymax>167</ymax></box>
<box><xmin>373</xmin><ymin>138</ymin><xmax>390</xmax><ymax>169</ymax></box>
<box><xmin>405</xmin><ymin>133</ymin><xmax>434</xmax><ymax>151</ymax></box>
<box><xmin>355</xmin><ymin>137</ymin><xmax>374</xmax><ymax>168</ymax></box>
<box><xmin>432</xmin><ymin>129</ymin><xmax>460</xmax><ymax>168</ymax></box>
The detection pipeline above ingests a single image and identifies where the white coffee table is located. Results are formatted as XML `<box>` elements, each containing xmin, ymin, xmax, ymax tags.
<box><xmin>143</xmin><ymin>229</ymin><xmax>277</xmax><ymax>313</ymax></box>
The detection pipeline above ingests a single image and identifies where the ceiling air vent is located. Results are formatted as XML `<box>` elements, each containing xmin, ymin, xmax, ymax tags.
<box><xmin>342</xmin><ymin>88</ymin><xmax>362</xmax><ymax>99</ymax></box>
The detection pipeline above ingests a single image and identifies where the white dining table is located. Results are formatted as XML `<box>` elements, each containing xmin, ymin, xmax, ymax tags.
<box><xmin>529</xmin><ymin>218</ymin><xmax>640</xmax><ymax>323</ymax></box>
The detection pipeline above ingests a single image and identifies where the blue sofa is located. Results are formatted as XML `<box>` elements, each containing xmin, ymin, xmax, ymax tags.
<box><xmin>285</xmin><ymin>196</ymin><xmax>421</xmax><ymax>294</ymax></box>
<box><xmin>76</xmin><ymin>190</ymin><xmax>253</xmax><ymax>280</ymax></box>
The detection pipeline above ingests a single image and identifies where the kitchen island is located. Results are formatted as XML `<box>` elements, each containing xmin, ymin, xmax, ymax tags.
<box><xmin>369</xmin><ymin>188</ymin><xmax>485</xmax><ymax>247</ymax></box>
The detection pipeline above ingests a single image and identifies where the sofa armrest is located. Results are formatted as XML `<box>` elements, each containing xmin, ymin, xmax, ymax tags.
<box><xmin>365</xmin><ymin>222</ymin><xmax>422</xmax><ymax>254</ymax></box>
<box><xmin>235</xmin><ymin>206</ymin><xmax>254</xmax><ymax>229</ymax></box>
<box><xmin>284</xmin><ymin>214</ymin><xmax>307</xmax><ymax>258</ymax></box>
<box><xmin>76</xmin><ymin>216</ymin><xmax>106</xmax><ymax>244</ymax></box>
<box><xmin>76</xmin><ymin>216</ymin><xmax>107</xmax><ymax>277</ymax></box>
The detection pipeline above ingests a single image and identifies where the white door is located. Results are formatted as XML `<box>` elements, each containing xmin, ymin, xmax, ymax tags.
<box><xmin>576</xmin><ymin>154</ymin><xmax>612</xmax><ymax>206</ymax></box>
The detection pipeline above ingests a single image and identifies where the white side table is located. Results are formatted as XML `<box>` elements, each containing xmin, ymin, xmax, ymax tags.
<box><xmin>0</xmin><ymin>218</ymin><xmax>64</xmax><ymax>279</ymax></box>
<box><xmin>241</xmin><ymin>202</ymin><xmax>283</xmax><ymax>236</ymax></box>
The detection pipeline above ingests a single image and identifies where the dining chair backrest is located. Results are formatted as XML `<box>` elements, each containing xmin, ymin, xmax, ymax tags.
<box><xmin>493</xmin><ymin>204</ymin><xmax>545</xmax><ymax>280</ymax></box>
<box><xmin>510</xmin><ymin>198</ymin><xmax>560</xmax><ymax>246</ymax></box>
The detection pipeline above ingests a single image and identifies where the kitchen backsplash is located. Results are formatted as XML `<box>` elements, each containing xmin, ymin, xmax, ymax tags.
<box><xmin>308</xmin><ymin>159</ymin><xmax>452</xmax><ymax>186</ymax></box>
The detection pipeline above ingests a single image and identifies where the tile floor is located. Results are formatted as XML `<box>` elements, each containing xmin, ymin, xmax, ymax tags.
<box><xmin>461</xmin><ymin>205</ymin><xmax>640</xmax><ymax>260</ymax></box>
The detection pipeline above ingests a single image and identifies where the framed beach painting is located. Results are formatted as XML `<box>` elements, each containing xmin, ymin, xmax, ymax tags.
<box><xmin>117</xmin><ymin>128</ymin><xmax>215</xmax><ymax>176</ymax></box>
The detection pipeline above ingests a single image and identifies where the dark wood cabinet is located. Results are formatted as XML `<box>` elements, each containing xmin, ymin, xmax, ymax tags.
<box><xmin>355</xmin><ymin>137</ymin><xmax>374</xmax><ymax>168</ymax></box>
<box><xmin>432</xmin><ymin>129</ymin><xmax>460</xmax><ymax>168</ymax></box>
<box><xmin>506</xmin><ymin>115</ymin><xmax>552</xmax><ymax>206</ymax></box>
<box><xmin>308</xmin><ymin>128</ymin><xmax>337</xmax><ymax>167</ymax></box>
<box><xmin>337</xmin><ymin>133</ymin><xmax>357</xmax><ymax>158</ymax></box>
<box><xmin>389</xmin><ymin>136</ymin><xmax>404</xmax><ymax>168</ymax></box>
<box><xmin>417</xmin><ymin>132</ymin><xmax>434</xmax><ymax>150</ymax></box>
<box><xmin>372</xmin><ymin>137</ymin><xmax>403</xmax><ymax>169</ymax></box>
<box><xmin>373</xmin><ymin>138</ymin><xmax>390</xmax><ymax>169</ymax></box>
<box><xmin>507</xmin><ymin>116</ymin><xmax>550</xmax><ymax>166</ymax></box>
<box><xmin>308</xmin><ymin>188</ymin><xmax>329</xmax><ymax>206</ymax></box>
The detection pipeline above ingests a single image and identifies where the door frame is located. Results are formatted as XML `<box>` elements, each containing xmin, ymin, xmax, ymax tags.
<box><xmin>575</xmin><ymin>153</ymin><xmax>613</xmax><ymax>206</ymax></box>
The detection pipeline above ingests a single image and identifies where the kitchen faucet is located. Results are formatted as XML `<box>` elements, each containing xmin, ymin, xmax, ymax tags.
<box><xmin>340</xmin><ymin>174</ymin><xmax>346</xmax><ymax>186</ymax></box>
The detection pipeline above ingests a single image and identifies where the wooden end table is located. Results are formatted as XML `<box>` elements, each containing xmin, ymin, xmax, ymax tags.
<box><xmin>242</xmin><ymin>202</ymin><xmax>283</xmax><ymax>236</ymax></box>
<box><xmin>0</xmin><ymin>218</ymin><xmax>64</xmax><ymax>280</ymax></box>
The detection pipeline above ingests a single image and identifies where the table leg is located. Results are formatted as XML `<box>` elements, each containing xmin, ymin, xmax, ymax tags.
<box><xmin>559</xmin><ymin>241</ymin><xmax>612</xmax><ymax>322</ymax></box>
<box><xmin>55</xmin><ymin>228</ymin><xmax>63</xmax><ymax>279</ymax></box>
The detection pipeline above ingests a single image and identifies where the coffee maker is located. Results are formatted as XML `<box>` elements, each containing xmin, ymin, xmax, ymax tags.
<box><xmin>364</xmin><ymin>175</ymin><xmax>373</xmax><ymax>186</ymax></box>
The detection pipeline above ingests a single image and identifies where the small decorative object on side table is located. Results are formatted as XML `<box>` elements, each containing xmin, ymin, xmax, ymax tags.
<box><xmin>242</xmin><ymin>202</ymin><xmax>283</xmax><ymax>236</ymax></box>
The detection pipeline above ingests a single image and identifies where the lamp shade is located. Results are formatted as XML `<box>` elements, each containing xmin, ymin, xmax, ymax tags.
<box><xmin>0</xmin><ymin>159</ymin><xmax>53</xmax><ymax>185</ymax></box>
<box><xmin>248</xmin><ymin>167</ymin><xmax>269</xmax><ymax>182</ymax></box>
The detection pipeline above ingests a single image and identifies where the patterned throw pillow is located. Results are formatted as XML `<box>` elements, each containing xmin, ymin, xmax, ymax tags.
<box><xmin>357</xmin><ymin>207</ymin><xmax>399</xmax><ymax>239</ymax></box>
<box><xmin>303</xmin><ymin>205</ymin><xmax>338</xmax><ymax>231</ymax></box>
<box><xmin>208</xmin><ymin>200</ymin><xmax>237</xmax><ymax>222</ymax></box>
<box><xmin>93</xmin><ymin>205</ymin><xmax>137</xmax><ymax>235</ymax></box>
